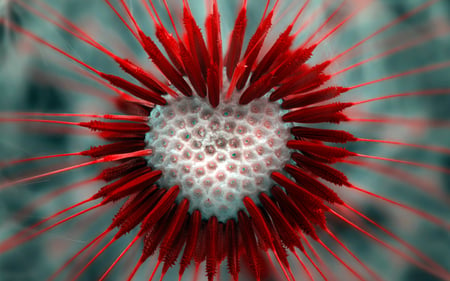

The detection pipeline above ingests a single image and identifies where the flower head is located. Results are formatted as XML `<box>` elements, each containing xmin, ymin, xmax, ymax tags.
<box><xmin>0</xmin><ymin>1</ymin><xmax>449</xmax><ymax>281</ymax></box>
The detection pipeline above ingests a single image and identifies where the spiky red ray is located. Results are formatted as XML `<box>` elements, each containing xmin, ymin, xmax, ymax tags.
<box><xmin>225</xmin><ymin>0</ymin><xmax>247</xmax><ymax>80</ymax></box>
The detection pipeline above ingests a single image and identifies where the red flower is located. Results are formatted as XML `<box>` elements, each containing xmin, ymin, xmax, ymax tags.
<box><xmin>0</xmin><ymin>1</ymin><xmax>449</xmax><ymax>280</ymax></box>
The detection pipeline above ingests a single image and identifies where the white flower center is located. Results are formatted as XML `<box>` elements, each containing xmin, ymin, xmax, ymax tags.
<box><xmin>146</xmin><ymin>94</ymin><xmax>291</xmax><ymax>222</ymax></box>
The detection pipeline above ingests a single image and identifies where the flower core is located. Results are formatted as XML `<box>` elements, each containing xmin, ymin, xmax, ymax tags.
<box><xmin>146</xmin><ymin>95</ymin><xmax>291</xmax><ymax>221</ymax></box>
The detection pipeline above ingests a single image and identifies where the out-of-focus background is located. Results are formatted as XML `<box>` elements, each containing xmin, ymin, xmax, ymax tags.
<box><xmin>0</xmin><ymin>1</ymin><xmax>449</xmax><ymax>280</ymax></box>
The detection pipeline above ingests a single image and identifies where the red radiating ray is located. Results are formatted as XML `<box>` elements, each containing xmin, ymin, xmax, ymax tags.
<box><xmin>356</xmin><ymin>137</ymin><xmax>450</xmax><ymax>155</ymax></box>
<box><xmin>347</xmin><ymin>113</ymin><xmax>450</xmax><ymax>128</ymax></box>
<box><xmin>330</xmin><ymin>209</ymin><xmax>450</xmax><ymax>280</ymax></box>
<box><xmin>49</xmin><ymin>228</ymin><xmax>112</xmax><ymax>281</ymax></box>
<box><xmin>0</xmin><ymin>112</ymin><xmax>148</xmax><ymax>122</ymax></box>
<box><xmin>312</xmin><ymin>0</ymin><xmax>373</xmax><ymax>47</ymax></box>
<box><xmin>334</xmin><ymin>24</ymin><xmax>450</xmax><ymax>76</ymax></box>
<box><xmin>347</xmin><ymin>60</ymin><xmax>450</xmax><ymax>90</ymax></box>
<box><xmin>317</xmin><ymin>239</ymin><xmax>365</xmax><ymax>281</ymax></box>
<box><xmin>70</xmin><ymin>235</ymin><xmax>118</xmax><ymax>281</ymax></box>
<box><xmin>28</xmin><ymin>70</ymin><xmax>116</xmax><ymax>102</ymax></box>
<box><xmin>342</xmin><ymin>202</ymin><xmax>450</xmax><ymax>276</ymax></box>
<box><xmin>342</xmin><ymin>159</ymin><xmax>448</xmax><ymax>204</ymax></box>
<box><xmin>348</xmin><ymin>185</ymin><xmax>450</xmax><ymax>230</ymax></box>
<box><xmin>332</xmin><ymin>0</ymin><xmax>440</xmax><ymax>62</ymax></box>
<box><xmin>325</xmin><ymin>228</ymin><xmax>385</xmax><ymax>281</ymax></box>
<box><xmin>0</xmin><ymin>150</ymin><xmax>151</xmax><ymax>190</ymax></box>
<box><xmin>104</xmin><ymin>0</ymin><xmax>139</xmax><ymax>40</ymax></box>
<box><xmin>352</xmin><ymin>89</ymin><xmax>450</xmax><ymax>105</ymax></box>
<box><xmin>301</xmin><ymin>233</ymin><xmax>334</xmax><ymax>281</ymax></box>
<box><xmin>355</xmin><ymin>153</ymin><xmax>450</xmax><ymax>174</ymax></box>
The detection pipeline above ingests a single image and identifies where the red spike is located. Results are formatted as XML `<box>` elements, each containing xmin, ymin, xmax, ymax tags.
<box><xmin>290</xmin><ymin>126</ymin><xmax>357</xmax><ymax>143</ymax></box>
<box><xmin>139</xmin><ymin>185</ymin><xmax>180</xmax><ymax>235</ymax></box>
<box><xmin>99</xmin><ymin>235</ymin><xmax>140</xmax><ymax>281</ymax></box>
<box><xmin>115</xmin><ymin>58</ymin><xmax>166</xmax><ymax>95</ymax></box>
<box><xmin>155</xmin><ymin>25</ymin><xmax>185</xmax><ymax>75</ymax></box>
<box><xmin>259</xmin><ymin>193</ymin><xmax>303</xmax><ymax>251</ymax></box>
<box><xmin>270</xmin><ymin>61</ymin><xmax>331</xmax><ymax>101</ymax></box>
<box><xmin>99</xmin><ymin>73</ymin><xmax>167</xmax><ymax>105</ymax></box>
<box><xmin>178</xmin><ymin>42</ymin><xmax>207</xmax><ymax>97</ymax></box>
<box><xmin>102</xmin><ymin>170</ymin><xmax>162</xmax><ymax>204</ymax></box>
<box><xmin>81</xmin><ymin>141</ymin><xmax>145</xmax><ymax>158</ymax></box>
<box><xmin>238</xmin><ymin>72</ymin><xmax>274</xmax><ymax>105</ymax></box>
<box><xmin>272</xmin><ymin>45</ymin><xmax>316</xmax><ymax>85</ymax></box>
<box><xmin>284</xmin><ymin>164</ymin><xmax>343</xmax><ymax>204</ymax></box>
<box><xmin>93</xmin><ymin>167</ymin><xmax>150</xmax><ymax>199</ymax></box>
<box><xmin>282</xmin><ymin>102</ymin><xmax>352</xmax><ymax>123</ymax></box>
<box><xmin>161</xmin><ymin>223</ymin><xmax>188</xmax><ymax>279</ymax></box>
<box><xmin>206</xmin><ymin>0</ymin><xmax>223</xmax><ymax>87</ymax></box>
<box><xmin>286</xmin><ymin>140</ymin><xmax>357</xmax><ymax>159</ymax></box>
<box><xmin>179</xmin><ymin>210</ymin><xmax>201</xmax><ymax>278</ymax></box>
<box><xmin>243</xmin><ymin>197</ymin><xmax>274</xmax><ymax>249</ymax></box>
<box><xmin>270</xmin><ymin>172</ymin><xmax>328</xmax><ymax>229</ymax></box>
<box><xmin>159</xmin><ymin>199</ymin><xmax>190</xmax><ymax>260</ymax></box>
<box><xmin>138</xmin><ymin>31</ymin><xmax>193</xmax><ymax>97</ymax></box>
<box><xmin>291</xmin><ymin>152</ymin><xmax>351</xmax><ymax>186</ymax></box>
<box><xmin>262</xmin><ymin>212</ymin><xmax>292</xmax><ymax>277</ymax></box>
<box><xmin>206</xmin><ymin>216</ymin><xmax>219</xmax><ymax>281</ymax></box>
<box><xmin>225</xmin><ymin>0</ymin><xmax>247</xmax><ymax>80</ymax></box>
<box><xmin>182</xmin><ymin>2</ymin><xmax>210</xmax><ymax>78</ymax></box>
<box><xmin>270</xmin><ymin>186</ymin><xmax>318</xmax><ymax>240</ymax></box>
<box><xmin>114</xmin><ymin>98</ymin><xmax>151</xmax><ymax>117</ymax></box>
<box><xmin>112</xmin><ymin>186</ymin><xmax>162</xmax><ymax>236</ymax></box>
<box><xmin>251</xmin><ymin>25</ymin><xmax>294</xmax><ymax>83</ymax></box>
<box><xmin>98</xmin><ymin>131</ymin><xmax>145</xmax><ymax>141</ymax></box>
<box><xmin>193</xmin><ymin>223</ymin><xmax>207</xmax><ymax>267</ymax></box>
<box><xmin>225</xmin><ymin>219</ymin><xmax>239</xmax><ymax>281</ymax></box>
<box><xmin>98</xmin><ymin>158</ymin><xmax>147</xmax><ymax>182</ymax></box>
<box><xmin>238</xmin><ymin>211</ymin><xmax>264</xmax><ymax>281</ymax></box>
<box><xmin>217</xmin><ymin>222</ymin><xmax>226</xmax><ymax>262</ymax></box>
<box><xmin>79</xmin><ymin>120</ymin><xmax>150</xmax><ymax>133</ymax></box>
<box><xmin>282</xmin><ymin>87</ymin><xmax>349</xmax><ymax>109</ymax></box>
<box><xmin>140</xmin><ymin>205</ymin><xmax>176</xmax><ymax>264</ymax></box>
<box><xmin>236</xmin><ymin>11</ymin><xmax>273</xmax><ymax>90</ymax></box>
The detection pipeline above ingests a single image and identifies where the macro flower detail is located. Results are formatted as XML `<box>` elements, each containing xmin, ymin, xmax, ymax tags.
<box><xmin>0</xmin><ymin>0</ymin><xmax>449</xmax><ymax>281</ymax></box>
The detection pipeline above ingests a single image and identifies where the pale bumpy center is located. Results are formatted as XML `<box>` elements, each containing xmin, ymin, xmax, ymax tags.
<box><xmin>146</xmin><ymin>95</ymin><xmax>291</xmax><ymax>222</ymax></box>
